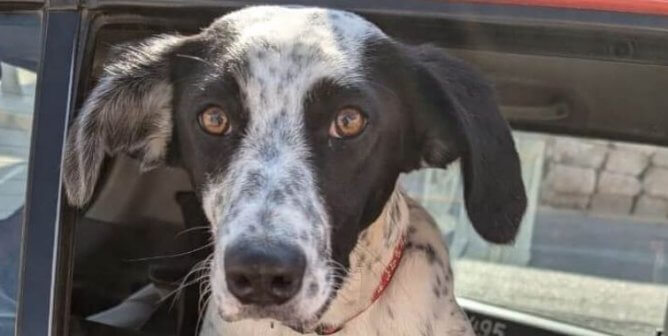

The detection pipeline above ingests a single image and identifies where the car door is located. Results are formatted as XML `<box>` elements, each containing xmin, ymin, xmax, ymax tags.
<box><xmin>9</xmin><ymin>1</ymin><xmax>668</xmax><ymax>336</ymax></box>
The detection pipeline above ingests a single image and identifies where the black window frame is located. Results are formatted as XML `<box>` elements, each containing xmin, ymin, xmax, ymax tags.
<box><xmin>9</xmin><ymin>5</ymin><xmax>80</xmax><ymax>336</ymax></box>
<box><xmin>0</xmin><ymin>2</ymin><xmax>79</xmax><ymax>336</ymax></box>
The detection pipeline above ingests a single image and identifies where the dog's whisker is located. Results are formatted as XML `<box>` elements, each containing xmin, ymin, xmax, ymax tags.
<box><xmin>175</xmin><ymin>225</ymin><xmax>212</xmax><ymax>238</ymax></box>
<box><xmin>175</xmin><ymin>53</ymin><xmax>217</xmax><ymax>67</ymax></box>
<box><xmin>160</xmin><ymin>274</ymin><xmax>207</xmax><ymax>307</ymax></box>
<box><xmin>159</xmin><ymin>253</ymin><xmax>214</xmax><ymax>310</ymax></box>
<box><xmin>198</xmin><ymin>282</ymin><xmax>212</xmax><ymax>315</ymax></box>
<box><xmin>124</xmin><ymin>243</ymin><xmax>214</xmax><ymax>262</ymax></box>
<box><xmin>196</xmin><ymin>293</ymin><xmax>213</xmax><ymax>335</ymax></box>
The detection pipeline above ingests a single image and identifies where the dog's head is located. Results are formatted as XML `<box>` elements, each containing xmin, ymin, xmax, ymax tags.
<box><xmin>63</xmin><ymin>5</ymin><xmax>525</xmax><ymax>331</ymax></box>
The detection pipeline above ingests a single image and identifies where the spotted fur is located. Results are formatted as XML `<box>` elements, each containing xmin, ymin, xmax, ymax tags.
<box><xmin>63</xmin><ymin>5</ymin><xmax>526</xmax><ymax>336</ymax></box>
<box><xmin>199</xmin><ymin>7</ymin><xmax>387</xmax><ymax>324</ymax></box>
<box><xmin>203</xmin><ymin>188</ymin><xmax>476</xmax><ymax>335</ymax></box>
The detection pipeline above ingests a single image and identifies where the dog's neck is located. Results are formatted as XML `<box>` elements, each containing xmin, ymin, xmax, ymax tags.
<box><xmin>203</xmin><ymin>185</ymin><xmax>476</xmax><ymax>336</ymax></box>
<box><xmin>317</xmin><ymin>186</ymin><xmax>410</xmax><ymax>330</ymax></box>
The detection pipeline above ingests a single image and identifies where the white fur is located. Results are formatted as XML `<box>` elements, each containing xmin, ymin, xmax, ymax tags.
<box><xmin>64</xmin><ymin>6</ymin><xmax>478</xmax><ymax>335</ymax></box>
<box><xmin>199</xmin><ymin>6</ymin><xmax>390</xmax><ymax>326</ymax></box>
<box><xmin>202</xmin><ymin>186</ymin><xmax>475</xmax><ymax>336</ymax></box>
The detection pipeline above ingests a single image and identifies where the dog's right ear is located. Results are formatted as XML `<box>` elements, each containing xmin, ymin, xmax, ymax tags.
<box><xmin>63</xmin><ymin>35</ymin><xmax>184</xmax><ymax>207</ymax></box>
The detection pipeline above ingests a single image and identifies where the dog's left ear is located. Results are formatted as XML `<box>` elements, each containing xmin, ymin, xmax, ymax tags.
<box><xmin>403</xmin><ymin>44</ymin><xmax>527</xmax><ymax>244</ymax></box>
<box><xmin>63</xmin><ymin>35</ymin><xmax>184</xmax><ymax>207</ymax></box>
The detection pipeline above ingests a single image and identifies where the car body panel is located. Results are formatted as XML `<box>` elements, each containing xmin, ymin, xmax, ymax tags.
<box><xmin>451</xmin><ymin>0</ymin><xmax>668</xmax><ymax>16</ymax></box>
<box><xmin>1</xmin><ymin>1</ymin><xmax>667</xmax><ymax>336</ymax></box>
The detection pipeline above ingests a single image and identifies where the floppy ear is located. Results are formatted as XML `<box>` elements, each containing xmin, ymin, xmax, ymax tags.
<box><xmin>63</xmin><ymin>35</ymin><xmax>184</xmax><ymax>207</ymax></box>
<box><xmin>405</xmin><ymin>44</ymin><xmax>527</xmax><ymax>244</ymax></box>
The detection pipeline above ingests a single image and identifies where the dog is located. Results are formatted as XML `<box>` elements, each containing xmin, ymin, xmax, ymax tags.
<box><xmin>63</xmin><ymin>6</ymin><xmax>526</xmax><ymax>336</ymax></box>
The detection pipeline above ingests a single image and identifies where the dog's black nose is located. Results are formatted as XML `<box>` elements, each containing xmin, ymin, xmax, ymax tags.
<box><xmin>224</xmin><ymin>242</ymin><xmax>306</xmax><ymax>305</ymax></box>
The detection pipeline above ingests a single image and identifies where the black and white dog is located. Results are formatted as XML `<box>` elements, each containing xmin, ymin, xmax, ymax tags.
<box><xmin>63</xmin><ymin>6</ymin><xmax>526</xmax><ymax>336</ymax></box>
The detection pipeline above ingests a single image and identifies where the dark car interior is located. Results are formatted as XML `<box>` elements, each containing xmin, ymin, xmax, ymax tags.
<box><xmin>49</xmin><ymin>4</ymin><xmax>668</xmax><ymax>336</ymax></box>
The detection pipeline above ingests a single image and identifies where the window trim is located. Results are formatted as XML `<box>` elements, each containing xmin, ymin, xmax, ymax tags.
<box><xmin>14</xmin><ymin>9</ymin><xmax>80</xmax><ymax>336</ymax></box>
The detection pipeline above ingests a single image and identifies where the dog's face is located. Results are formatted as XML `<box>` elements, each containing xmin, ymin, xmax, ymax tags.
<box><xmin>63</xmin><ymin>6</ymin><xmax>525</xmax><ymax>331</ymax></box>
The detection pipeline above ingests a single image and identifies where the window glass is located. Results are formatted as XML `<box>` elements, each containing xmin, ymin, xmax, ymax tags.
<box><xmin>0</xmin><ymin>12</ymin><xmax>41</xmax><ymax>336</ymax></box>
<box><xmin>401</xmin><ymin>131</ymin><xmax>668</xmax><ymax>336</ymax></box>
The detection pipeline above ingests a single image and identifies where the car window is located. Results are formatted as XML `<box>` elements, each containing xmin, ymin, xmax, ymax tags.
<box><xmin>65</xmin><ymin>7</ymin><xmax>668</xmax><ymax>336</ymax></box>
<box><xmin>0</xmin><ymin>12</ymin><xmax>41</xmax><ymax>336</ymax></box>
<box><xmin>401</xmin><ymin>131</ymin><xmax>668</xmax><ymax>336</ymax></box>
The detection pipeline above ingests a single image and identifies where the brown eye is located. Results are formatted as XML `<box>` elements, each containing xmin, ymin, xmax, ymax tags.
<box><xmin>198</xmin><ymin>106</ymin><xmax>231</xmax><ymax>135</ymax></box>
<box><xmin>329</xmin><ymin>107</ymin><xmax>367</xmax><ymax>138</ymax></box>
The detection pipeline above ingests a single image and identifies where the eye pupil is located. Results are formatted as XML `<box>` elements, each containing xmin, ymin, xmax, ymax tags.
<box><xmin>209</xmin><ymin>114</ymin><xmax>223</xmax><ymax>125</ymax></box>
<box><xmin>341</xmin><ymin>113</ymin><xmax>356</xmax><ymax>127</ymax></box>
<box><xmin>330</xmin><ymin>107</ymin><xmax>367</xmax><ymax>138</ymax></box>
<box><xmin>199</xmin><ymin>107</ymin><xmax>231</xmax><ymax>135</ymax></box>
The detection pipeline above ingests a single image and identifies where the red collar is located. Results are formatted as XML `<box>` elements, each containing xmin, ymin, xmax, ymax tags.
<box><xmin>315</xmin><ymin>236</ymin><xmax>407</xmax><ymax>335</ymax></box>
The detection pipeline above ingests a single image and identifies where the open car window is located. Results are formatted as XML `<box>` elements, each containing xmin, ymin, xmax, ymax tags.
<box><xmin>61</xmin><ymin>4</ymin><xmax>668</xmax><ymax>336</ymax></box>
<box><xmin>0</xmin><ymin>11</ymin><xmax>41</xmax><ymax>336</ymax></box>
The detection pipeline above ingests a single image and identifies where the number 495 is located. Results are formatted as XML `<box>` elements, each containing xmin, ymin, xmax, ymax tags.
<box><xmin>469</xmin><ymin>315</ymin><xmax>507</xmax><ymax>336</ymax></box>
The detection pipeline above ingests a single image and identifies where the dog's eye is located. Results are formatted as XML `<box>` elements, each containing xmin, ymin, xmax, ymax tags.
<box><xmin>329</xmin><ymin>107</ymin><xmax>367</xmax><ymax>139</ymax></box>
<box><xmin>199</xmin><ymin>106</ymin><xmax>231</xmax><ymax>136</ymax></box>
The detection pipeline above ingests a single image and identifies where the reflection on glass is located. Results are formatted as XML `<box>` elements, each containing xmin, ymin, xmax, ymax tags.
<box><xmin>0</xmin><ymin>13</ymin><xmax>41</xmax><ymax>336</ymax></box>
<box><xmin>401</xmin><ymin>132</ymin><xmax>668</xmax><ymax>336</ymax></box>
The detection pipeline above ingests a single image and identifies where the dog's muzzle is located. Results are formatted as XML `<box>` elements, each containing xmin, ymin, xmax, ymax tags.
<box><xmin>224</xmin><ymin>240</ymin><xmax>307</xmax><ymax>306</ymax></box>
